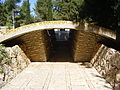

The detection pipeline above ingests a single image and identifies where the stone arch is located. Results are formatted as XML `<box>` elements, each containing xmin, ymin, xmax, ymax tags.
<box><xmin>0</xmin><ymin>21</ymin><xmax>116</xmax><ymax>62</ymax></box>
<box><xmin>0</xmin><ymin>21</ymin><xmax>116</xmax><ymax>43</ymax></box>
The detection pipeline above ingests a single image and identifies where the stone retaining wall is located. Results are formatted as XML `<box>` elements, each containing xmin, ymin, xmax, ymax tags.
<box><xmin>91</xmin><ymin>45</ymin><xmax>120</xmax><ymax>90</ymax></box>
<box><xmin>0</xmin><ymin>45</ymin><xmax>30</xmax><ymax>88</ymax></box>
<box><xmin>72</xmin><ymin>30</ymin><xmax>103</xmax><ymax>62</ymax></box>
<box><xmin>15</xmin><ymin>30</ymin><xmax>51</xmax><ymax>62</ymax></box>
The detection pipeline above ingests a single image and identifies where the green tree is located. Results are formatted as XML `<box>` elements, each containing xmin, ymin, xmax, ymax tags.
<box><xmin>35</xmin><ymin>0</ymin><xmax>47</xmax><ymax>21</ymax></box>
<box><xmin>35</xmin><ymin>0</ymin><xmax>84</xmax><ymax>21</ymax></box>
<box><xmin>21</xmin><ymin>0</ymin><xmax>33</xmax><ymax>25</ymax></box>
<box><xmin>47</xmin><ymin>0</ymin><xmax>53</xmax><ymax>20</ymax></box>
<box><xmin>0</xmin><ymin>1</ymin><xmax>7</xmax><ymax>26</ymax></box>
<box><xmin>3</xmin><ymin>0</ymin><xmax>21</xmax><ymax>28</ymax></box>
<box><xmin>35</xmin><ymin>0</ymin><xmax>53</xmax><ymax>21</ymax></box>
<box><xmin>79</xmin><ymin>0</ymin><xmax>118</xmax><ymax>30</ymax></box>
<box><xmin>53</xmin><ymin>0</ymin><xmax>83</xmax><ymax>21</ymax></box>
<box><xmin>0</xmin><ymin>44</ymin><xmax>11</xmax><ymax>73</ymax></box>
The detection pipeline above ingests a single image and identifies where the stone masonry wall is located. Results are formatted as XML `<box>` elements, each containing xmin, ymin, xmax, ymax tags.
<box><xmin>91</xmin><ymin>44</ymin><xmax>120</xmax><ymax>90</ymax></box>
<box><xmin>0</xmin><ymin>45</ymin><xmax>31</xmax><ymax>88</ymax></box>
<box><xmin>73</xmin><ymin>30</ymin><xmax>103</xmax><ymax>62</ymax></box>
<box><xmin>16</xmin><ymin>30</ymin><xmax>51</xmax><ymax>62</ymax></box>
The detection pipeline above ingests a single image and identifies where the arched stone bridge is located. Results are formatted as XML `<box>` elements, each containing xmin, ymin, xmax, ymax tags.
<box><xmin>0</xmin><ymin>21</ymin><xmax>116</xmax><ymax>62</ymax></box>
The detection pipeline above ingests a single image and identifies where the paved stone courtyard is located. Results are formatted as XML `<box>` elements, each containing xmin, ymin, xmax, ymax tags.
<box><xmin>1</xmin><ymin>62</ymin><xmax>113</xmax><ymax>90</ymax></box>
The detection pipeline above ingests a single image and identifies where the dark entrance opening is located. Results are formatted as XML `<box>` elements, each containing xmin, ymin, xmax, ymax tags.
<box><xmin>48</xmin><ymin>29</ymin><xmax>73</xmax><ymax>62</ymax></box>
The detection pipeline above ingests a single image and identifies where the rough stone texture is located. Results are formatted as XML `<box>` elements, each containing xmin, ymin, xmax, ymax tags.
<box><xmin>91</xmin><ymin>44</ymin><xmax>120</xmax><ymax>90</ymax></box>
<box><xmin>15</xmin><ymin>30</ymin><xmax>52</xmax><ymax>62</ymax></box>
<box><xmin>72</xmin><ymin>30</ymin><xmax>103</xmax><ymax>62</ymax></box>
<box><xmin>0</xmin><ymin>45</ymin><xmax>30</xmax><ymax>88</ymax></box>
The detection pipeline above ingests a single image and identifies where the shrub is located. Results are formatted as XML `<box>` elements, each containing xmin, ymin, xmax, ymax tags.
<box><xmin>0</xmin><ymin>44</ymin><xmax>11</xmax><ymax>73</ymax></box>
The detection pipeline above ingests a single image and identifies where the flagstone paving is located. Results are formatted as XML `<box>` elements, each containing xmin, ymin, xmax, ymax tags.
<box><xmin>1</xmin><ymin>62</ymin><xmax>113</xmax><ymax>90</ymax></box>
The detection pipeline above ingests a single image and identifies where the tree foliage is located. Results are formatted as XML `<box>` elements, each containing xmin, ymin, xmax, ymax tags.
<box><xmin>80</xmin><ymin>0</ymin><xmax>118</xmax><ymax>30</ymax></box>
<box><xmin>36</xmin><ymin>0</ymin><xmax>120</xmax><ymax>30</ymax></box>
<box><xmin>0</xmin><ymin>0</ymin><xmax>119</xmax><ymax>31</ymax></box>
<box><xmin>35</xmin><ymin>0</ymin><xmax>53</xmax><ymax>21</ymax></box>
<box><xmin>0</xmin><ymin>0</ymin><xmax>33</xmax><ymax>28</ymax></box>
<box><xmin>53</xmin><ymin>0</ymin><xmax>83</xmax><ymax>21</ymax></box>
<box><xmin>0</xmin><ymin>0</ymin><xmax>21</xmax><ymax>28</ymax></box>
<box><xmin>47</xmin><ymin>0</ymin><xmax>53</xmax><ymax>20</ymax></box>
<box><xmin>20</xmin><ymin>0</ymin><xmax>33</xmax><ymax>25</ymax></box>
<box><xmin>35</xmin><ymin>0</ymin><xmax>47</xmax><ymax>21</ymax></box>
<box><xmin>0</xmin><ymin>1</ymin><xmax>6</xmax><ymax>26</ymax></box>
<box><xmin>0</xmin><ymin>44</ymin><xmax>11</xmax><ymax>73</ymax></box>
